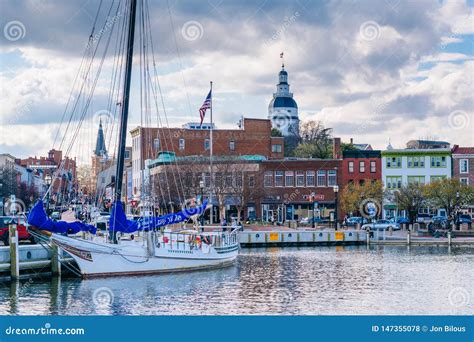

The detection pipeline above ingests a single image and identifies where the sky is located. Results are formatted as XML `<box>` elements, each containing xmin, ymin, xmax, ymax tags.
<box><xmin>0</xmin><ymin>0</ymin><xmax>473</xmax><ymax>163</ymax></box>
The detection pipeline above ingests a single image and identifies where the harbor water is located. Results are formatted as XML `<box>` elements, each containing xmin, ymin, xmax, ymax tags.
<box><xmin>1</xmin><ymin>246</ymin><xmax>473</xmax><ymax>315</ymax></box>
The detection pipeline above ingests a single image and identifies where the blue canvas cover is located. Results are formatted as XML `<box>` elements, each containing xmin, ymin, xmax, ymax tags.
<box><xmin>109</xmin><ymin>200</ymin><xmax>208</xmax><ymax>233</ymax></box>
<box><xmin>28</xmin><ymin>200</ymin><xmax>97</xmax><ymax>234</ymax></box>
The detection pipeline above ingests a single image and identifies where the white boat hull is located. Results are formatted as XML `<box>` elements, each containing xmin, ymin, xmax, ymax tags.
<box><xmin>52</xmin><ymin>233</ymin><xmax>239</xmax><ymax>278</ymax></box>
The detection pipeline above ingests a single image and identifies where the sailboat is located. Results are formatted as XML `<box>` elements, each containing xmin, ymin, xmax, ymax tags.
<box><xmin>27</xmin><ymin>0</ymin><xmax>239</xmax><ymax>278</ymax></box>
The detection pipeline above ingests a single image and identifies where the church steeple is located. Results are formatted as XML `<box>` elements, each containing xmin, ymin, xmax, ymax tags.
<box><xmin>94</xmin><ymin>119</ymin><xmax>107</xmax><ymax>157</ymax></box>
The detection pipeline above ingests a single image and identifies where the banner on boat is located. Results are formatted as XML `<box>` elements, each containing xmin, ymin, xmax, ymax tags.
<box><xmin>109</xmin><ymin>200</ymin><xmax>208</xmax><ymax>233</ymax></box>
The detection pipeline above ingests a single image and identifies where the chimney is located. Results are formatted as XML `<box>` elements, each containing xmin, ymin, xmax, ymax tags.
<box><xmin>333</xmin><ymin>137</ymin><xmax>341</xmax><ymax>159</ymax></box>
<box><xmin>350</xmin><ymin>137</ymin><xmax>353</xmax><ymax>145</ymax></box>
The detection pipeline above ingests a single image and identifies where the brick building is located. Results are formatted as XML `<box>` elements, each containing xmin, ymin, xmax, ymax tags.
<box><xmin>147</xmin><ymin>138</ymin><xmax>343</xmax><ymax>223</ymax></box>
<box><xmin>452</xmin><ymin>145</ymin><xmax>474</xmax><ymax>187</ymax></box>
<box><xmin>341</xmin><ymin>149</ymin><xmax>381</xmax><ymax>187</ymax></box>
<box><xmin>19</xmin><ymin>149</ymin><xmax>77</xmax><ymax>203</ymax></box>
<box><xmin>130</xmin><ymin>118</ymin><xmax>284</xmax><ymax>198</ymax></box>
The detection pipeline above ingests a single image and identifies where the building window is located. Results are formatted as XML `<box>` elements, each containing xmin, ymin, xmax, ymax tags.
<box><xmin>285</xmin><ymin>171</ymin><xmax>294</xmax><ymax>187</ymax></box>
<box><xmin>264</xmin><ymin>171</ymin><xmax>273</xmax><ymax>187</ymax></box>
<box><xmin>179</xmin><ymin>138</ymin><xmax>185</xmax><ymax>151</ymax></box>
<box><xmin>224</xmin><ymin>173</ymin><xmax>233</xmax><ymax>187</ymax></box>
<box><xmin>359</xmin><ymin>161</ymin><xmax>365</xmax><ymax>173</ymax></box>
<box><xmin>229</xmin><ymin>140</ymin><xmax>235</xmax><ymax>151</ymax></box>
<box><xmin>317</xmin><ymin>170</ymin><xmax>326</xmax><ymax>187</ymax></box>
<box><xmin>306</xmin><ymin>171</ymin><xmax>315</xmax><ymax>186</ymax></box>
<box><xmin>275</xmin><ymin>171</ymin><xmax>284</xmax><ymax>187</ymax></box>
<box><xmin>235</xmin><ymin>172</ymin><xmax>243</xmax><ymax>187</ymax></box>
<box><xmin>430</xmin><ymin>175</ymin><xmax>446</xmax><ymax>182</ymax></box>
<box><xmin>407</xmin><ymin>176</ymin><xmax>425</xmax><ymax>185</ymax></box>
<box><xmin>370</xmin><ymin>160</ymin><xmax>376</xmax><ymax>173</ymax></box>
<box><xmin>328</xmin><ymin>170</ymin><xmax>337</xmax><ymax>186</ymax></box>
<box><xmin>153</xmin><ymin>138</ymin><xmax>160</xmax><ymax>150</ymax></box>
<box><xmin>204</xmin><ymin>172</ymin><xmax>210</xmax><ymax>187</ymax></box>
<box><xmin>408</xmin><ymin>156</ymin><xmax>424</xmax><ymax>168</ymax></box>
<box><xmin>386</xmin><ymin>176</ymin><xmax>402</xmax><ymax>189</ymax></box>
<box><xmin>271</xmin><ymin>144</ymin><xmax>282</xmax><ymax>153</ymax></box>
<box><xmin>430</xmin><ymin>156</ymin><xmax>446</xmax><ymax>168</ymax></box>
<box><xmin>386</xmin><ymin>157</ymin><xmax>401</xmax><ymax>168</ymax></box>
<box><xmin>460</xmin><ymin>159</ymin><xmax>469</xmax><ymax>173</ymax></box>
<box><xmin>296</xmin><ymin>171</ymin><xmax>305</xmax><ymax>187</ymax></box>
<box><xmin>460</xmin><ymin>177</ymin><xmax>469</xmax><ymax>185</ymax></box>
<box><xmin>248</xmin><ymin>175</ymin><xmax>255</xmax><ymax>188</ymax></box>
<box><xmin>124</xmin><ymin>150</ymin><xmax>130</xmax><ymax>159</ymax></box>
<box><xmin>204</xmin><ymin>139</ymin><xmax>210</xmax><ymax>151</ymax></box>
<box><xmin>348</xmin><ymin>161</ymin><xmax>354</xmax><ymax>173</ymax></box>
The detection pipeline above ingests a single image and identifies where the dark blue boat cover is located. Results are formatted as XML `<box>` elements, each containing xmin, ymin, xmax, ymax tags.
<box><xmin>28</xmin><ymin>200</ymin><xmax>97</xmax><ymax>234</ymax></box>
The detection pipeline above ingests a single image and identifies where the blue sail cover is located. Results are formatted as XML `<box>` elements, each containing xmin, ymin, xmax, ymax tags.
<box><xmin>28</xmin><ymin>200</ymin><xmax>97</xmax><ymax>235</ymax></box>
<box><xmin>109</xmin><ymin>200</ymin><xmax>208</xmax><ymax>233</ymax></box>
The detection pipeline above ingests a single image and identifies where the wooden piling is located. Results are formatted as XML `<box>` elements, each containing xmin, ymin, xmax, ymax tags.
<box><xmin>406</xmin><ymin>231</ymin><xmax>411</xmax><ymax>246</ymax></box>
<box><xmin>447</xmin><ymin>231</ymin><xmax>452</xmax><ymax>246</ymax></box>
<box><xmin>366</xmin><ymin>230</ymin><xmax>370</xmax><ymax>246</ymax></box>
<box><xmin>9</xmin><ymin>224</ymin><xmax>19</xmax><ymax>280</ymax></box>
<box><xmin>51</xmin><ymin>244</ymin><xmax>61</xmax><ymax>276</ymax></box>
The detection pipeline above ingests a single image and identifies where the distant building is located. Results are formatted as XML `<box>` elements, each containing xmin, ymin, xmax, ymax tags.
<box><xmin>182</xmin><ymin>122</ymin><xmax>215</xmax><ymax>130</ymax></box>
<box><xmin>148</xmin><ymin>138</ymin><xmax>343</xmax><ymax>223</ymax></box>
<box><xmin>130</xmin><ymin>118</ymin><xmax>284</xmax><ymax>199</ymax></box>
<box><xmin>452</xmin><ymin>145</ymin><xmax>474</xmax><ymax>187</ymax></box>
<box><xmin>381</xmin><ymin>146</ymin><xmax>452</xmax><ymax>218</ymax></box>
<box><xmin>341</xmin><ymin>149</ymin><xmax>381</xmax><ymax>187</ymax></box>
<box><xmin>268</xmin><ymin>63</ymin><xmax>299</xmax><ymax>136</ymax></box>
<box><xmin>406</xmin><ymin>140</ymin><xmax>450</xmax><ymax>149</ymax></box>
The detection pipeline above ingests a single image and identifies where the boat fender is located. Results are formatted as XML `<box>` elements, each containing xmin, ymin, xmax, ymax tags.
<box><xmin>131</xmin><ymin>234</ymin><xmax>134</xmax><ymax>240</ymax></box>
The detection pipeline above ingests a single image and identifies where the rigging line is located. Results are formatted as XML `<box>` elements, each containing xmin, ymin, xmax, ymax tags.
<box><xmin>142</xmin><ymin>3</ymin><xmax>169</xmax><ymax>213</ymax></box>
<box><xmin>55</xmin><ymin>0</ymin><xmax>117</xmax><ymax>156</ymax></box>
<box><xmin>145</xmin><ymin>0</ymin><xmax>186</xmax><ymax>206</ymax></box>
<box><xmin>45</xmin><ymin>1</ymin><xmax>122</xmax><ymax>199</ymax></box>
<box><xmin>52</xmin><ymin>0</ymin><xmax>105</xmax><ymax>149</ymax></box>
<box><xmin>165</xmin><ymin>0</ymin><xmax>193</xmax><ymax>119</ymax></box>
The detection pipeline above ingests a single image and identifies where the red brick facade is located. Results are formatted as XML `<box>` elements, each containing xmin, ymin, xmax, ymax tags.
<box><xmin>341</xmin><ymin>150</ymin><xmax>381</xmax><ymax>187</ymax></box>
<box><xmin>452</xmin><ymin>145</ymin><xmax>474</xmax><ymax>187</ymax></box>
<box><xmin>130</xmin><ymin>118</ymin><xmax>284</xmax><ymax>164</ymax></box>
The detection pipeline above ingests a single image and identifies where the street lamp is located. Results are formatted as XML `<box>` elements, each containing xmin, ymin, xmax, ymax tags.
<box><xmin>45</xmin><ymin>174</ymin><xmax>52</xmax><ymax>214</ymax></box>
<box><xmin>455</xmin><ymin>191</ymin><xmax>460</xmax><ymax>230</ymax></box>
<box><xmin>199</xmin><ymin>180</ymin><xmax>205</xmax><ymax>227</ymax></box>
<box><xmin>333</xmin><ymin>185</ymin><xmax>339</xmax><ymax>230</ymax></box>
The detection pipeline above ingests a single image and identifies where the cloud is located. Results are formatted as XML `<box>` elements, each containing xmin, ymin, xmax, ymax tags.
<box><xmin>0</xmin><ymin>0</ymin><xmax>472</xmax><ymax>161</ymax></box>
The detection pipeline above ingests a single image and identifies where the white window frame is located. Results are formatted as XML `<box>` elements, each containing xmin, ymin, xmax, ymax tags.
<box><xmin>359</xmin><ymin>161</ymin><xmax>365</xmax><ymax>173</ymax></box>
<box><xmin>460</xmin><ymin>177</ymin><xmax>469</xmax><ymax>185</ymax></box>
<box><xmin>328</xmin><ymin>170</ymin><xmax>337</xmax><ymax>186</ymax></box>
<box><xmin>296</xmin><ymin>171</ymin><xmax>305</xmax><ymax>187</ymax></box>
<box><xmin>370</xmin><ymin>160</ymin><xmax>376</xmax><ymax>173</ymax></box>
<box><xmin>275</xmin><ymin>171</ymin><xmax>284</xmax><ymax>187</ymax></box>
<box><xmin>285</xmin><ymin>171</ymin><xmax>294</xmax><ymax>187</ymax></box>
<box><xmin>348</xmin><ymin>161</ymin><xmax>354</xmax><ymax>173</ymax></box>
<box><xmin>317</xmin><ymin>170</ymin><xmax>326</xmax><ymax>187</ymax></box>
<box><xmin>460</xmin><ymin>159</ymin><xmax>469</xmax><ymax>174</ymax></box>
<box><xmin>306</xmin><ymin>171</ymin><xmax>315</xmax><ymax>187</ymax></box>
<box><xmin>229</xmin><ymin>140</ymin><xmax>235</xmax><ymax>151</ymax></box>
<box><xmin>179</xmin><ymin>138</ymin><xmax>185</xmax><ymax>151</ymax></box>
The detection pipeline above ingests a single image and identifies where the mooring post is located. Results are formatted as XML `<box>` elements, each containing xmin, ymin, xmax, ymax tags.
<box><xmin>366</xmin><ymin>229</ymin><xmax>370</xmax><ymax>246</ymax></box>
<box><xmin>51</xmin><ymin>244</ymin><xmax>61</xmax><ymax>277</ymax></box>
<box><xmin>9</xmin><ymin>224</ymin><xmax>19</xmax><ymax>280</ymax></box>
<box><xmin>406</xmin><ymin>231</ymin><xmax>411</xmax><ymax>246</ymax></box>
<box><xmin>447</xmin><ymin>231</ymin><xmax>452</xmax><ymax>246</ymax></box>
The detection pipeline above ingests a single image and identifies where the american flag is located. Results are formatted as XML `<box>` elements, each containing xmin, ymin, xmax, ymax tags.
<box><xmin>199</xmin><ymin>90</ymin><xmax>212</xmax><ymax>126</ymax></box>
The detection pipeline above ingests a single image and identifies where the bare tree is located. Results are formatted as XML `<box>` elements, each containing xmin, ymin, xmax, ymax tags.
<box><xmin>293</xmin><ymin>121</ymin><xmax>333</xmax><ymax>159</ymax></box>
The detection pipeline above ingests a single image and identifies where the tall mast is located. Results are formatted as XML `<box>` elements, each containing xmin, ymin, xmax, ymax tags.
<box><xmin>115</xmin><ymin>0</ymin><xmax>137</xmax><ymax>203</ymax></box>
<box><xmin>209</xmin><ymin>81</ymin><xmax>213</xmax><ymax>224</ymax></box>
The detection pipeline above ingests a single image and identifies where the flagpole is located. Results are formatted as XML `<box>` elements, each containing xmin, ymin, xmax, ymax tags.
<box><xmin>209</xmin><ymin>81</ymin><xmax>213</xmax><ymax>225</ymax></box>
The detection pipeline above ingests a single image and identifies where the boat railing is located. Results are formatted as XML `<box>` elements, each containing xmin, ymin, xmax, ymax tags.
<box><xmin>160</xmin><ymin>229</ymin><xmax>238</xmax><ymax>251</ymax></box>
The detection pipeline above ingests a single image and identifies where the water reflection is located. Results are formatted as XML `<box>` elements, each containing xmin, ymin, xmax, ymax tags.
<box><xmin>0</xmin><ymin>246</ymin><xmax>473</xmax><ymax>315</ymax></box>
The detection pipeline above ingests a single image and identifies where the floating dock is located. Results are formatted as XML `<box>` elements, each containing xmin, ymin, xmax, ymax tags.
<box><xmin>238</xmin><ymin>229</ymin><xmax>366</xmax><ymax>247</ymax></box>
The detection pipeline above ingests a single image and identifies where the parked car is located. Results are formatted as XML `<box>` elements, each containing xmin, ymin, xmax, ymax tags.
<box><xmin>51</xmin><ymin>211</ymin><xmax>61</xmax><ymax>220</ymax></box>
<box><xmin>362</xmin><ymin>219</ymin><xmax>400</xmax><ymax>231</ymax></box>
<box><xmin>428</xmin><ymin>216</ymin><xmax>449</xmax><ymax>233</ymax></box>
<box><xmin>396</xmin><ymin>217</ymin><xmax>410</xmax><ymax>224</ymax></box>
<box><xmin>300</xmin><ymin>217</ymin><xmax>327</xmax><ymax>225</ymax></box>
<box><xmin>344</xmin><ymin>217</ymin><xmax>368</xmax><ymax>227</ymax></box>
<box><xmin>457</xmin><ymin>214</ymin><xmax>472</xmax><ymax>224</ymax></box>
<box><xmin>416</xmin><ymin>213</ymin><xmax>433</xmax><ymax>224</ymax></box>
<box><xmin>0</xmin><ymin>216</ymin><xmax>35</xmax><ymax>246</ymax></box>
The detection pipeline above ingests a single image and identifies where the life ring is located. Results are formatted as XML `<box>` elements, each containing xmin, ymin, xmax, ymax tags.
<box><xmin>195</xmin><ymin>236</ymin><xmax>202</xmax><ymax>246</ymax></box>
